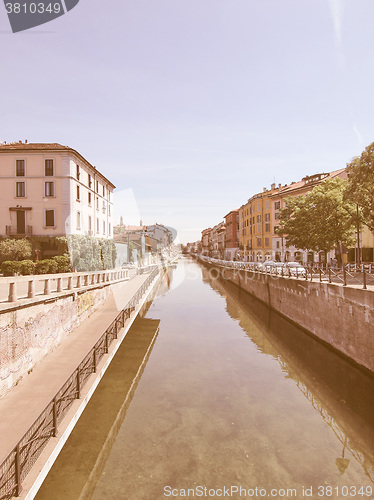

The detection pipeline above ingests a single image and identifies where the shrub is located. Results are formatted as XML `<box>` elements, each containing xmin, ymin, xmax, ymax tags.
<box><xmin>2</xmin><ymin>261</ymin><xmax>22</xmax><ymax>276</ymax></box>
<box><xmin>53</xmin><ymin>255</ymin><xmax>73</xmax><ymax>273</ymax></box>
<box><xmin>0</xmin><ymin>238</ymin><xmax>32</xmax><ymax>263</ymax></box>
<box><xmin>19</xmin><ymin>260</ymin><xmax>36</xmax><ymax>275</ymax></box>
<box><xmin>35</xmin><ymin>259</ymin><xmax>58</xmax><ymax>275</ymax></box>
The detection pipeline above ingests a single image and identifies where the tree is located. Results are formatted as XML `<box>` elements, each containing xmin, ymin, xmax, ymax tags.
<box><xmin>345</xmin><ymin>142</ymin><xmax>374</xmax><ymax>231</ymax></box>
<box><xmin>278</xmin><ymin>178</ymin><xmax>356</xmax><ymax>261</ymax></box>
<box><xmin>0</xmin><ymin>238</ymin><xmax>33</xmax><ymax>262</ymax></box>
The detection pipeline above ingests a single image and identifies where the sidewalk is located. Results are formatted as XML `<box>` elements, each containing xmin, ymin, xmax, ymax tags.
<box><xmin>0</xmin><ymin>272</ymin><xmax>153</xmax><ymax>463</ymax></box>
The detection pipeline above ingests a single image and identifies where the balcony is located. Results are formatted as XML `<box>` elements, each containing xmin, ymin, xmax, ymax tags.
<box><xmin>6</xmin><ymin>225</ymin><xmax>33</xmax><ymax>236</ymax></box>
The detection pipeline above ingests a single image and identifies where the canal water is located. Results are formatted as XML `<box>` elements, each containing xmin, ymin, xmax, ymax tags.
<box><xmin>36</xmin><ymin>258</ymin><xmax>374</xmax><ymax>499</ymax></box>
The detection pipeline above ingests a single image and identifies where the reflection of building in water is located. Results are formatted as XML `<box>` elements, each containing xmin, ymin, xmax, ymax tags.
<box><xmin>204</xmin><ymin>268</ymin><xmax>374</xmax><ymax>483</ymax></box>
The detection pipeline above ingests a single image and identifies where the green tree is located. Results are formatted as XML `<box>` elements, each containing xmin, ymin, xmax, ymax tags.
<box><xmin>278</xmin><ymin>178</ymin><xmax>356</xmax><ymax>260</ymax></box>
<box><xmin>345</xmin><ymin>142</ymin><xmax>374</xmax><ymax>231</ymax></box>
<box><xmin>0</xmin><ymin>238</ymin><xmax>33</xmax><ymax>262</ymax></box>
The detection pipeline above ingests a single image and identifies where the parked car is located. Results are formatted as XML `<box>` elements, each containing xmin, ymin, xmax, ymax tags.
<box><xmin>284</xmin><ymin>261</ymin><xmax>307</xmax><ymax>277</ymax></box>
<box><xmin>263</xmin><ymin>260</ymin><xmax>277</xmax><ymax>271</ymax></box>
<box><xmin>274</xmin><ymin>262</ymin><xmax>286</xmax><ymax>275</ymax></box>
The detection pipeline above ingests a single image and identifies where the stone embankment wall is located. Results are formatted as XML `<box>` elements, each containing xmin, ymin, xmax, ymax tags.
<box><xmin>208</xmin><ymin>264</ymin><xmax>374</xmax><ymax>374</ymax></box>
<box><xmin>0</xmin><ymin>282</ymin><xmax>121</xmax><ymax>397</ymax></box>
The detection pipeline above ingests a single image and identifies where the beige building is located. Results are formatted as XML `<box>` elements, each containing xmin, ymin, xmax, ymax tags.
<box><xmin>0</xmin><ymin>142</ymin><xmax>115</xmax><ymax>243</ymax></box>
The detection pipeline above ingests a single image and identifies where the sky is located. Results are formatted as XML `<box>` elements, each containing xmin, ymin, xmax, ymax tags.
<box><xmin>1</xmin><ymin>0</ymin><xmax>374</xmax><ymax>243</ymax></box>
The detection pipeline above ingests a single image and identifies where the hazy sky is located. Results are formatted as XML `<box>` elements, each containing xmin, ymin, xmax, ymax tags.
<box><xmin>1</xmin><ymin>0</ymin><xmax>374</xmax><ymax>243</ymax></box>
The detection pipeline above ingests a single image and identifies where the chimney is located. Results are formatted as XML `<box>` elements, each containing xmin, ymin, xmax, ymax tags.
<box><xmin>25</xmin><ymin>140</ymin><xmax>28</xmax><ymax>144</ymax></box>
<box><xmin>278</xmin><ymin>183</ymin><xmax>281</xmax><ymax>188</ymax></box>
<box><xmin>263</xmin><ymin>187</ymin><xmax>267</xmax><ymax>192</ymax></box>
<box><xmin>271</xmin><ymin>183</ymin><xmax>275</xmax><ymax>190</ymax></box>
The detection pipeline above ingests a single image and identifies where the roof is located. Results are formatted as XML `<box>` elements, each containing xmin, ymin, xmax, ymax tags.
<box><xmin>0</xmin><ymin>142</ymin><xmax>115</xmax><ymax>188</ymax></box>
<box><xmin>277</xmin><ymin>168</ymin><xmax>346</xmax><ymax>197</ymax></box>
<box><xmin>223</xmin><ymin>209</ymin><xmax>239</xmax><ymax>219</ymax></box>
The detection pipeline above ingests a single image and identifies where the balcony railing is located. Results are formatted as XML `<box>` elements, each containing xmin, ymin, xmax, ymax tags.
<box><xmin>5</xmin><ymin>226</ymin><xmax>32</xmax><ymax>236</ymax></box>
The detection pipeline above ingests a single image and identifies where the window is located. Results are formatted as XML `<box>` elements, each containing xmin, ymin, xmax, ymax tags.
<box><xmin>265</xmin><ymin>223</ymin><xmax>271</xmax><ymax>232</ymax></box>
<box><xmin>103</xmin><ymin>221</ymin><xmax>105</xmax><ymax>234</ymax></box>
<box><xmin>256</xmin><ymin>215</ymin><xmax>261</xmax><ymax>223</ymax></box>
<box><xmin>265</xmin><ymin>238</ymin><xmax>270</xmax><ymax>247</ymax></box>
<box><xmin>265</xmin><ymin>213</ymin><xmax>270</xmax><ymax>222</ymax></box>
<box><xmin>45</xmin><ymin>182</ymin><xmax>54</xmax><ymax>197</ymax></box>
<box><xmin>96</xmin><ymin>180</ymin><xmax>99</xmax><ymax>193</ymax></box>
<box><xmin>108</xmin><ymin>223</ymin><xmax>111</xmax><ymax>236</ymax></box>
<box><xmin>45</xmin><ymin>209</ymin><xmax>55</xmax><ymax>227</ymax></box>
<box><xmin>276</xmin><ymin>241</ymin><xmax>280</xmax><ymax>248</ymax></box>
<box><xmin>76</xmin><ymin>164</ymin><xmax>80</xmax><ymax>180</ymax></box>
<box><xmin>274</xmin><ymin>225</ymin><xmax>279</xmax><ymax>234</ymax></box>
<box><xmin>88</xmin><ymin>192</ymin><xmax>92</xmax><ymax>205</ymax></box>
<box><xmin>103</xmin><ymin>185</ymin><xmax>105</xmax><ymax>197</ymax></box>
<box><xmin>77</xmin><ymin>212</ymin><xmax>81</xmax><ymax>230</ymax></box>
<box><xmin>274</xmin><ymin>201</ymin><xmax>281</xmax><ymax>210</ymax></box>
<box><xmin>76</xmin><ymin>185</ymin><xmax>80</xmax><ymax>200</ymax></box>
<box><xmin>275</xmin><ymin>212</ymin><xmax>280</xmax><ymax>220</ymax></box>
<box><xmin>96</xmin><ymin>197</ymin><xmax>99</xmax><ymax>210</ymax></box>
<box><xmin>88</xmin><ymin>216</ymin><xmax>92</xmax><ymax>232</ymax></box>
<box><xmin>108</xmin><ymin>205</ymin><xmax>111</xmax><ymax>216</ymax></box>
<box><xmin>97</xmin><ymin>218</ymin><xmax>100</xmax><ymax>233</ymax></box>
<box><xmin>88</xmin><ymin>174</ymin><xmax>92</xmax><ymax>188</ymax></box>
<box><xmin>16</xmin><ymin>181</ymin><xmax>25</xmax><ymax>197</ymax></box>
<box><xmin>257</xmin><ymin>237</ymin><xmax>262</xmax><ymax>246</ymax></box>
<box><xmin>16</xmin><ymin>160</ymin><xmax>25</xmax><ymax>176</ymax></box>
<box><xmin>257</xmin><ymin>202</ymin><xmax>260</xmax><ymax>211</ymax></box>
<box><xmin>45</xmin><ymin>159</ymin><xmax>54</xmax><ymax>176</ymax></box>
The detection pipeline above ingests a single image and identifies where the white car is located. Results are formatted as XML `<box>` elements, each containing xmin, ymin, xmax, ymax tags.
<box><xmin>284</xmin><ymin>262</ymin><xmax>307</xmax><ymax>277</ymax></box>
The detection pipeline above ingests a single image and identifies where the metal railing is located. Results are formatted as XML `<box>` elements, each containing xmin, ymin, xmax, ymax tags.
<box><xmin>196</xmin><ymin>255</ymin><xmax>374</xmax><ymax>290</ymax></box>
<box><xmin>0</xmin><ymin>267</ymin><xmax>159</xmax><ymax>500</ymax></box>
<box><xmin>5</xmin><ymin>226</ymin><xmax>32</xmax><ymax>237</ymax></box>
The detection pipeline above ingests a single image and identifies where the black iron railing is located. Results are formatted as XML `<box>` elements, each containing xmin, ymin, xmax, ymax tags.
<box><xmin>197</xmin><ymin>255</ymin><xmax>374</xmax><ymax>290</ymax></box>
<box><xmin>0</xmin><ymin>268</ymin><xmax>159</xmax><ymax>500</ymax></box>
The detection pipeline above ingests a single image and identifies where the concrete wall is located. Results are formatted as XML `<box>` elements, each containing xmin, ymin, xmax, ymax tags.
<box><xmin>207</xmin><ymin>263</ymin><xmax>374</xmax><ymax>374</ymax></box>
<box><xmin>0</xmin><ymin>281</ymin><xmax>124</xmax><ymax>397</ymax></box>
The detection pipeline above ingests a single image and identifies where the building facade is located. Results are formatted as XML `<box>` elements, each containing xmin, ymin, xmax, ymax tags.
<box><xmin>224</xmin><ymin>209</ymin><xmax>239</xmax><ymax>260</ymax></box>
<box><xmin>0</xmin><ymin>142</ymin><xmax>115</xmax><ymax>244</ymax></box>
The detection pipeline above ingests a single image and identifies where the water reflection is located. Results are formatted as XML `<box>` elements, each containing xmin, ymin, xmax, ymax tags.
<box><xmin>202</xmin><ymin>265</ymin><xmax>374</xmax><ymax>483</ymax></box>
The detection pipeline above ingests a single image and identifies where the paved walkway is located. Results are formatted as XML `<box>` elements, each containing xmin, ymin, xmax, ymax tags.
<box><xmin>0</xmin><ymin>272</ymin><xmax>152</xmax><ymax>463</ymax></box>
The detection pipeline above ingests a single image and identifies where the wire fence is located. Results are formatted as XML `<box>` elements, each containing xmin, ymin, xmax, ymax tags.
<box><xmin>0</xmin><ymin>267</ymin><xmax>159</xmax><ymax>500</ymax></box>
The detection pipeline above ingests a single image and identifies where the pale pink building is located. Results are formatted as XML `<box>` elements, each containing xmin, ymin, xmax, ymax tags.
<box><xmin>0</xmin><ymin>142</ymin><xmax>115</xmax><ymax>242</ymax></box>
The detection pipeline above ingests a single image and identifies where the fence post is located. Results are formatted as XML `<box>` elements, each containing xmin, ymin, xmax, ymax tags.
<box><xmin>68</xmin><ymin>276</ymin><xmax>73</xmax><ymax>290</ymax></box>
<box><xmin>8</xmin><ymin>282</ymin><xmax>17</xmax><ymax>302</ymax></box>
<box><xmin>15</xmin><ymin>443</ymin><xmax>21</xmax><ymax>497</ymax></box>
<box><xmin>53</xmin><ymin>397</ymin><xmax>58</xmax><ymax>437</ymax></box>
<box><xmin>343</xmin><ymin>266</ymin><xmax>347</xmax><ymax>286</ymax></box>
<box><xmin>363</xmin><ymin>268</ymin><xmax>367</xmax><ymax>290</ymax></box>
<box><xmin>328</xmin><ymin>268</ymin><xmax>332</xmax><ymax>283</ymax></box>
<box><xmin>28</xmin><ymin>280</ymin><xmax>35</xmax><ymax>299</ymax></box>
<box><xmin>44</xmin><ymin>278</ymin><xmax>51</xmax><ymax>296</ymax></box>
<box><xmin>57</xmin><ymin>277</ymin><xmax>63</xmax><ymax>293</ymax></box>
<box><xmin>93</xmin><ymin>348</ymin><xmax>97</xmax><ymax>373</ymax></box>
<box><xmin>76</xmin><ymin>367</ymin><xmax>81</xmax><ymax>399</ymax></box>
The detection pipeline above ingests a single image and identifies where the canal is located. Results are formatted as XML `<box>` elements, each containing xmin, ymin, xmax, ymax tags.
<box><xmin>36</xmin><ymin>257</ymin><xmax>374</xmax><ymax>499</ymax></box>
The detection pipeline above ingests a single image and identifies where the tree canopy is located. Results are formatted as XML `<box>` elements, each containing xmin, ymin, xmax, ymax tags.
<box><xmin>345</xmin><ymin>141</ymin><xmax>374</xmax><ymax>231</ymax></box>
<box><xmin>278</xmin><ymin>178</ymin><xmax>356</xmax><ymax>256</ymax></box>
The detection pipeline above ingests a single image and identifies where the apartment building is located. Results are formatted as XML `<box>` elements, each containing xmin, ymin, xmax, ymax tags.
<box><xmin>0</xmin><ymin>142</ymin><xmax>115</xmax><ymax>244</ymax></box>
<box><xmin>224</xmin><ymin>209</ymin><xmax>239</xmax><ymax>260</ymax></box>
<box><xmin>270</xmin><ymin>169</ymin><xmax>347</xmax><ymax>264</ymax></box>
<box><xmin>201</xmin><ymin>228</ymin><xmax>212</xmax><ymax>255</ymax></box>
<box><xmin>239</xmin><ymin>184</ymin><xmax>280</xmax><ymax>262</ymax></box>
